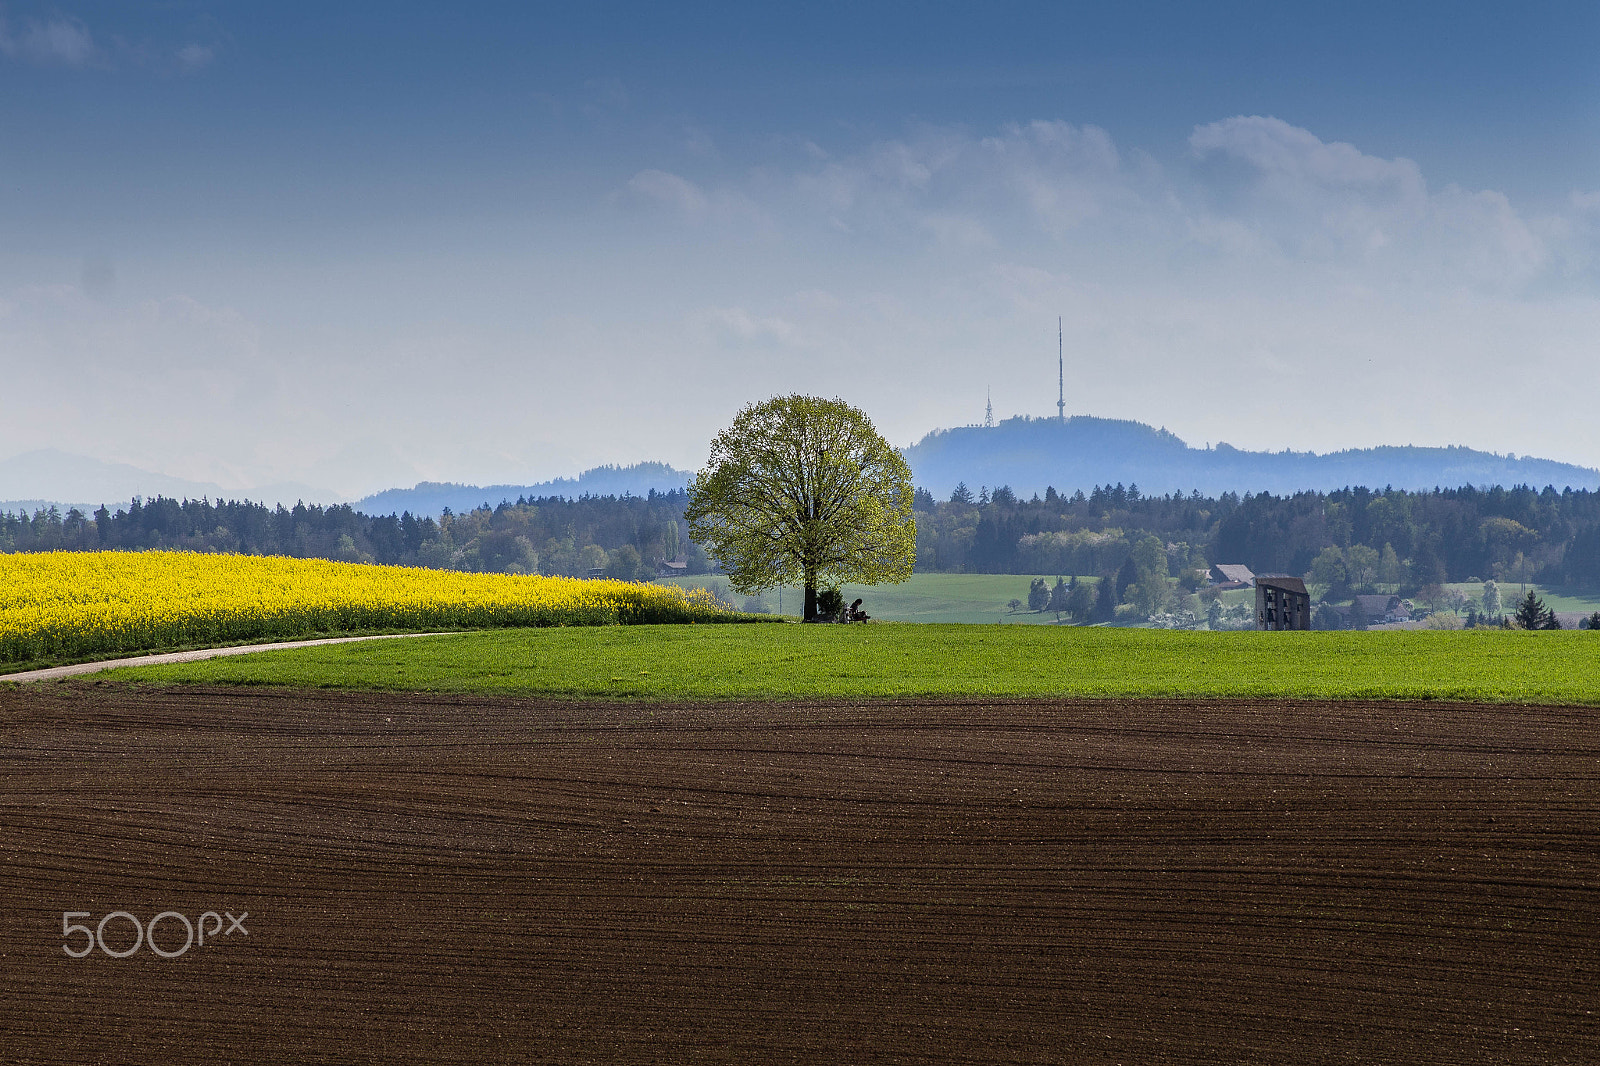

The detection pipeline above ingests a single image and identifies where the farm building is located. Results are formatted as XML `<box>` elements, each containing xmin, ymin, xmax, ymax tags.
<box><xmin>1211</xmin><ymin>564</ymin><xmax>1255</xmax><ymax>589</ymax></box>
<box><xmin>1256</xmin><ymin>575</ymin><xmax>1311</xmax><ymax>630</ymax></box>
<box><xmin>1351</xmin><ymin>594</ymin><xmax>1411</xmax><ymax>628</ymax></box>
<box><xmin>1317</xmin><ymin>594</ymin><xmax>1413</xmax><ymax>630</ymax></box>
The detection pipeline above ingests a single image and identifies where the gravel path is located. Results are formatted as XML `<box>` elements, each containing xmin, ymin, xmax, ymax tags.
<box><xmin>0</xmin><ymin>632</ymin><xmax>452</xmax><ymax>683</ymax></box>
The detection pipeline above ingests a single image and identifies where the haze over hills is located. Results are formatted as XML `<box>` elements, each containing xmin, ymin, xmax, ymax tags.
<box><xmin>0</xmin><ymin>454</ymin><xmax>696</xmax><ymax>519</ymax></box>
<box><xmin>7</xmin><ymin>419</ymin><xmax>1598</xmax><ymax>522</ymax></box>
<box><xmin>0</xmin><ymin>450</ymin><xmax>338</xmax><ymax>515</ymax></box>
<box><xmin>352</xmin><ymin>463</ymin><xmax>695</xmax><ymax>517</ymax></box>
<box><xmin>0</xmin><ymin>450</ymin><xmax>693</xmax><ymax>519</ymax></box>
<box><xmin>353</xmin><ymin>419</ymin><xmax>1598</xmax><ymax>520</ymax></box>
<box><xmin>903</xmin><ymin>416</ymin><xmax>1600</xmax><ymax>499</ymax></box>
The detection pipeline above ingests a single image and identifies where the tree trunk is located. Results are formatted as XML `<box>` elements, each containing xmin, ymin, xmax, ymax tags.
<box><xmin>803</xmin><ymin>582</ymin><xmax>817</xmax><ymax>621</ymax></box>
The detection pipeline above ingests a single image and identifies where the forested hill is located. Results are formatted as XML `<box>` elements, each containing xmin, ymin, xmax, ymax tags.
<box><xmin>6</xmin><ymin>482</ymin><xmax>1600</xmax><ymax>591</ymax></box>
<box><xmin>355</xmin><ymin>462</ymin><xmax>693</xmax><ymax>517</ymax></box>
<box><xmin>905</xmin><ymin>416</ymin><xmax>1599</xmax><ymax>498</ymax></box>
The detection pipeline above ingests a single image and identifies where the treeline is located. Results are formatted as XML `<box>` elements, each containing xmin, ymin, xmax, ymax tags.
<box><xmin>914</xmin><ymin>480</ymin><xmax>1600</xmax><ymax>590</ymax></box>
<box><xmin>0</xmin><ymin>492</ymin><xmax>706</xmax><ymax>581</ymax></box>
<box><xmin>5</xmin><ymin>480</ymin><xmax>1599</xmax><ymax>592</ymax></box>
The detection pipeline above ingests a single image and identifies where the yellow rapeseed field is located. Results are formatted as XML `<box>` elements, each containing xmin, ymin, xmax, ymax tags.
<box><xmin>0</xmin><ymin>550</ymin><xmax>734</xmax><ymax>664</ymax></box>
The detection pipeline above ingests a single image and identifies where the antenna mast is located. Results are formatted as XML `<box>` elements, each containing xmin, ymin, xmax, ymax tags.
<box><xmin>985</xmin><ymin>387</ymin><xmax>993</xmax><ymax>428</ymax></box>
<box><xmin>1056</xmin><ymin>316</ymin><xmax>1065</xmax><ymax>423</ymax></box>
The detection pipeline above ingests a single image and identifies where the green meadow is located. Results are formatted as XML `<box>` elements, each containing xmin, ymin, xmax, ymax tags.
<box><xmin>1448</xmin><ymin>583</ymin><xmax>1600</xmax><ymax>616</ymax></box>
<box><xmin>670</xmin><ymin>572</ymin><xmax>1600</xmax><ymax>625</ymax></box>
<box><xmin>663</xmin><ymin>572</ymin><xmax>1108</xmax><ymax>624</ymax></box>
<box><xmin>93</xmin><ymin>624</ymin><xmax>1600</xmax><ymax>704</ymax></box>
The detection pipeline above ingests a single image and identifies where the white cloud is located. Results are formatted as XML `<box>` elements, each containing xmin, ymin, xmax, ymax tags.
<box><xmin>1191</xmin><ymin>115</ymin><xmax>1426</xmax><ymax>196</ymax></box>
<box><xmin>980</xmin><ymin>120</ymin><xmax>1130</xmax><ymax>232</ymax></box>
<box><xmin>592</xmin><ymin>116</ymin><xmax>1600</xmax><ymax>466</ymax></box>
<box><xmin>12</xmin><ymin>112</ymin><xmax>1600</xmax><ymax>493</ymax></box>
<box><xmin>1185</xmin><ymin>115</ymin><xmax>1550</xmax><ymax>288</ymax></box>
<box><xmin>756</xmin><ymin>115</ymin><xmax>1572</xmax><ymax>296</ymax></box>
<box><xmin>176</xmin><ymin>43</ymin><xmax>214</xmax><ymax>72</ymax></box>
<box><xmin>1428</xmin><ymin>185</ymin><xmax>1548</xmax><ymax>287</ymax></box>
<box><xmin>790</xmin><ymin>120</ymin><xmax>1144</xmax><ymax>237</ymax></box>
<box><xmin>623</xmin><ymin>168</ymin><xmax>773</xmax><ymax>232</ymax></box>
<box><xmin>690</xmin><ymin>307</ymin><xmax>803</xmax><ymax>348</ymax></box>
<box><xmin>920</xmin><ymin>213</ymin><xmax>994</xmax><ymax>248</ymax></box>
<box><xmin>0</xmin><ymin>13</ymin><xmax>223</xmax><ymax>75</ymax></box>
<box><xmin>627</xmin><ymin>169</ymin><xmax>709</xmax><ymax>220</ymax></box>
<box><xmin>0</xmin><ymin>14</ymin><xmax>96</xmax><ymax>66</ymax></box>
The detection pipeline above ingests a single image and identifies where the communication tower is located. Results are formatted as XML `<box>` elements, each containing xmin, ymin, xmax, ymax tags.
<box><xmin>1057</xmin><ymin>316</ymin><xmax>1066</xmax><ymax>423</ymax></box>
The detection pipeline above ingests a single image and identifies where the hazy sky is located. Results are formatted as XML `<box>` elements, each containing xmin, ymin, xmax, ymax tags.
<box><xmin>4</xmin><ymin>1</ymin><xmax>1600</xmax><ymax>499</ymax></box>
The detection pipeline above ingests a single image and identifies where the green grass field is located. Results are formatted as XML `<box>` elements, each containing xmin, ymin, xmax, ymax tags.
<box><xmin>664</xmin><ymin>572</ymin><xmax>1103</xmax><ymax>624</ymax></box>
<box><xmin>1470</xmin><ymin>583</ymin><xmax>1600</xmax><ymax>615</ymax></box>
<box><xmin>1304</xmin><ymin>580</ymin><xmax>1600</xmax><ymax>617</ymax></box>
<box><xmin>669</xmin><ymin>571</ymin><xmax>1600</xmax><ymax>626</ymax></box>
<box><xmin>90</xmin><ymin>624</ymin><xmax>1600</xmax><ymax>704</ymax></box>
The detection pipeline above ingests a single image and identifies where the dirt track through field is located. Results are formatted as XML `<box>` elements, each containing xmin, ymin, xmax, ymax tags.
<box><xmin>2</xmin><ymin>685</ymin><xmax>1597</xmax><ymax>1064</ymax></box>
<box><xmin>0</xmin><ymin>632</ymin><xmax>448</xmax><ymax>683</ymax></box>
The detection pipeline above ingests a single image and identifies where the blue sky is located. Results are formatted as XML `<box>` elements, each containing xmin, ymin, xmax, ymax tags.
<box><xmin>4</xmin><ymin>1</ymin><xmax>1599</xmax><ymax>498</ymax></box>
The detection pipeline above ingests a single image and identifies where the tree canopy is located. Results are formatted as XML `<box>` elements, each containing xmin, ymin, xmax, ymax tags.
<box><xmin>684</xmin><ymin>395</ymin><xmax>915</xmax><ymax>619</ymax></box>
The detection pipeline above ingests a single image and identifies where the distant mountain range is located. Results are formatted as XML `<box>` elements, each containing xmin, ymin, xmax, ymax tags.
<box><xmin>0</xmin><ymin>449</ymin><xmax>336</xmax><ymax>515</ymax></box>
<box><xmin>903</xmin><ymin>416</ymin><xmax>1600</xmax><ymax>498</ymax></box>
<box><xmin>352</xmin><ymin>462</ymin><xmax>693</xmax><ymax>516</ymax></box>
<box><xmin>7</xmin><ymin>420</ymin><xmax>1596</xmax><ymax>521</ymax></box>
<box><xmin>0</xmin><ymin>451</ymin><xmax>695</xmax><ymax>519</ymax></box>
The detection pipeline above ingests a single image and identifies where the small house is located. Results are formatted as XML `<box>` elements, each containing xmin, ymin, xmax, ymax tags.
<box><xmin>1211</xmin><ymin>563</ymin><xmax>1255</xmax><ymax>589</ymax></box>
<box><xmin>1256</xmin><ymin>575</ymin><xmax>1311</xmax><ymax>630</ymax></box>
<box><xmin>1351</xmin><ymin>594</ymin><xmax>1410</xmax><ymax>628</ymax></box>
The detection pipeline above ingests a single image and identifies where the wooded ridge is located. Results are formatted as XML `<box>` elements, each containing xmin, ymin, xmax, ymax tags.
<box><xmin>5</xmin><ymin>481</ymin><xmax>1597</xmax><ymax>591</ymax></box>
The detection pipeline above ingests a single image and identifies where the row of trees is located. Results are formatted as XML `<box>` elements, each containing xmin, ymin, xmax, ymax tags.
<box><xmin>5</xmin><ymin>478</ymin><xmax>1599</xmax><ymax>597</ymax></box>
<box><xmin>0</xmin><ymin>492</ymin><xmax>706</xmax><ymax>580</ymax></box>
<box><xmin>913</xmin><ymin>481</ymin><xmax>1600</xmax><ymax>592</ymax></box>
<box><xmin>1013</xmin><ymin>574</ymin><xmax>1600</xmax><ymax>631</ymax></box>
<box><xmin>1015</xmin><ymin>533</ymin><xmax>1212</xmax><ymax>626</ymax></box>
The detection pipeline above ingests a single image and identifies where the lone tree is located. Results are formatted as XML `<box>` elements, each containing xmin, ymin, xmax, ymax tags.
<box><xmin>1481</xmin><ymin>579</ymin><xmax>1502</xmax><ymax>621</ymax></box>
<box><xmin>685</xmin><ymin>395</ymin><xmax>916</xmax><ymax>620</ymax></box>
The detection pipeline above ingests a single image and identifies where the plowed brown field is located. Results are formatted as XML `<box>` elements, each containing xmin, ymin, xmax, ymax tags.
<box><xmin>2</xmin><ymin>684</ymin><xmax>1597</xmax><ymax>1064</ymax></box>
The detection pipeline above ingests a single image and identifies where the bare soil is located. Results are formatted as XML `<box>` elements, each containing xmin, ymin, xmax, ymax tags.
<box><xmin>2</xmin><ymin>684</ymin><xmax>1597</xmax><ymax>1064</ymax></box>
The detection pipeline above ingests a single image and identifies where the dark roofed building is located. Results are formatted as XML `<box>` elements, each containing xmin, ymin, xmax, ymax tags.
<box><xmin>1351</xmin><ymin>594</ymin><xmax>1410</xmax><ymax>628</ymax></box>
<box><xmin>1315</xmin><ymin>602</ymin><xmax>1352</xmax><ymax>630</ymax></box>
<box><xmin>1211</xmin><ymin>563</ymin><xmax>1255</xmax><ymax>588</ymax></box>
<box><xmin>1256</xmin><ymin>574</ymin><xmax>1311</xmax><ymax>631</ymax></box>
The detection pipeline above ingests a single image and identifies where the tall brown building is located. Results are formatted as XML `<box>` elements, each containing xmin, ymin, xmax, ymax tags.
<box><xmin>1256</xmin><ymin>575</ymin><xmax>1311</xmax><ymax>630</ymax></box>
